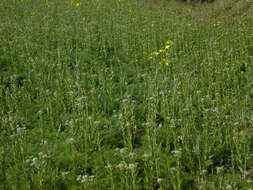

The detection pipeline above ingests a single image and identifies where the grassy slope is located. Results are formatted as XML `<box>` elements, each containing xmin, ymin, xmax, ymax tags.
<box><xmin>0</xmin><ymin>0</ymin><xmax>253</xmax><ymax>189</ymax></box>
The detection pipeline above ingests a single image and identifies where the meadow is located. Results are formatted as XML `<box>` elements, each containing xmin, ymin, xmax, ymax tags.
<box><xmin>0</xmin><ymin>0</ymin><xmax>253</xmax><ymax>189</ymax></box>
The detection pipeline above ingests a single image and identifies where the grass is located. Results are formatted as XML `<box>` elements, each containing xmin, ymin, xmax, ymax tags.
<box><xmin>0</xmin><ymin>0</ymin><xmax>253</xmax><ymax>189</ymax></box>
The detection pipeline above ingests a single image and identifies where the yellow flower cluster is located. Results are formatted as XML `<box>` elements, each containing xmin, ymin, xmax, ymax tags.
<box><xmin>149</xmin><ymin>40</ymin><xmax>174</xmax><ymax>66</ymax></box>
<box><xmin>69</xmin><ymin>0</ymin><xmax>81</xmax><ymax>7</ymax></box>
<box><xmin>213</xmin><ymin>21</ymin><xmax>221</xmax><ymax>27</ymax></box>
<box><xmin>159</xmin><ymin>59</ymin><xmax>169</xmax><ymax>66</ymax></box>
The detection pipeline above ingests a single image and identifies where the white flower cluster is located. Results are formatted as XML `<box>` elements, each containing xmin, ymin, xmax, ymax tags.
<box><xmin>115</xmin><ymin>147</ymin><xmax>137</xmax><ymax>158</ymax></box>
<box><xmin>104</xmin><ymin>148</ymin><xmax>153</xmax><ymax>172</ymax></box>
<box><xmin>105</xmin><ymin>161</ymin><xmax>137</xmax><ymax>172</ymax></box>
<box><xmin>10</xmin><ymin>127</ymin><xmax>26</xmax><ymax>139</ymax></box>
<box><xmin>77</xmin><ymin>174</ymin><xmax>94</xmax><ymax>184</ymax></box>
<box><xmin>75</xmin><ymin>96</ymin><xmax>88</xmax><ymax>109</ymax></box>
<box><xmin>25</xmin><ymin>152</ymin><xmax>49</xmax><ymax>169</ymax></box>
<box><xmin>26</xmin><ymin>157</ymin><xmax>40</xmax><ymax>169</ymax></box>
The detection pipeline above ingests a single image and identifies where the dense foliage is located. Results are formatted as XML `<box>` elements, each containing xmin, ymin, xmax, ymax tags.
<box><xmin>0</xmin><ymin>0</ymin><xmax>252</xmax><ymax>189</ymax></box>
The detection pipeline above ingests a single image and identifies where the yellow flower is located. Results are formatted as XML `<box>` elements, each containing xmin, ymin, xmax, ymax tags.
<box><xmin>213</xmin><ymin>21</ymin><xmax>221</xmax><ymax>27</ymax></box>
<box><xmin>151</xmin><ymin>51</ymin><xmax>159</xmax><ymax>56</ymax></box>
<box><xmin>76</xmin><ymin>2</ymin><xmax>80</xmax><ymax>7</ymax></box>
<box><xmin>165</xmin><ymin>45</ymin><xmax>170</xmax><ymax>50</ymax></box>
<box><xmin>186</xmin><ymin>24</ymin><xmax>191</xmax><ymax>27</ymax></box>
<box><xmin>151</xmin><ymin>24</ymin><xmax>155</xmax><ymax>27</ymax></box>
<box><xmin>43</xmin><ymin>15</ymin><xmax>48</xmax><ymax>20</ymax></box>
<box><xmin>159</xmin><ymin>49</ymin><xmax>165</xmax><ymax>53</ymax></box>
<box><xmin>164</xmin><ymin>60</ymin><xmax>169</xmax><ymax>66</ymax></box>
<box><xmin>166</xmin><ymin>40</ymin><xmax>173</xmax><ymax>45</ymax></box>
<box><xmin>158</xmin><ymin>59</ymin><xmax>169</xmax><ymax>66</ymax></box>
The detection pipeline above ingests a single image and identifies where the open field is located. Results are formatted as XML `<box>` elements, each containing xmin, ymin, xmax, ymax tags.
<box><xmin>0</xmin><ymin>0</ymin><xmax>253</xmax><ymax>189</ymax></box>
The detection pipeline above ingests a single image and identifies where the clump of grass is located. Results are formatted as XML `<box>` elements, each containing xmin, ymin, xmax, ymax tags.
<box><xmin>0</xmin><ymin>0</ymin><xmax>253</xmax><ymax>189</ymax></box>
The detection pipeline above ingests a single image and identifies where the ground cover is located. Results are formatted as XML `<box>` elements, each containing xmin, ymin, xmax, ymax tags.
<box><xmin>0</xmin><ymin>0</ymin><xmax>253</xmax><ymax>189</ymax></box>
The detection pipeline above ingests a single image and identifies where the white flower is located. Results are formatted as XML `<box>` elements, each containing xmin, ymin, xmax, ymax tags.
<box><xmin>68</xmin><ymin>138</ymin><xmax>75</xmax><ymax>144</ymax></box>
<box><xmin>82</xmin><ymin>175</ymin><xmax>88</xmax><ymax>183</ymax></box>
<box><xmin>40</xmin><ymin>140</ymin><xmax>48</xmax><ymax>146</ymax></box>
<box><xmin>216</xmin><ymin>166</ymin><xmax>224</xmax><ymax>173</ymax></box>
<box><xmin>31</xmin><ymin>157</ymin><xmax>40</xmax><ymax>169</ymax></box>
<box><xmin>25</xmin><ymin>158</ymin><xmax>31</xmax><ymax>163</ymax></box>
<box><xmin>119</xmin><ymin>148</ymin><xmax>128</xmax><ymax>154</ymax></box>
<box><xmin>116</xmin><ymin>161</ymin><xmax>127</xmax><ymax>170</ymax></box>
<box><xmin>62</xmin><ymin>171</ymin><xmax>69</xmax><ymax>179</ymax></box>
<box><xmin>10</xmin><ymin>134</ymin><xmax>16</xmax><ymax>139</ymax></box>
<box><xmin>38</xmin><ymin>152</ymin><xmax>43</xmax><ymax>157</ymax></box>
<box><xmin>94</xmin><ymin>121</ymin><xmax>100</xmax><ymax>125</ymax></box>
<box><xmin>77</xmin><ymin>175</ymin><xmax>88</xmax><ymax>184</ymax></box>
<box><xmin>169</xmin><ymin>167</ymin><xmax>177</xmax><ymax>172</ymax></box>
<box><xmin>122</xmin><ymin>99</ymin><xmax>128</xmax><ymax>103</ymax></box>
<box><xmin>77</xmin><ymin>96</ymin><xmax>87</xmax><ymax>102</ymax></box>
<box><xmin>128</xmin><ymin>152</ymin><xmax>136</xmax><ymax>158</ymax></box>
<box><xmin>67</xmin><ymin>91</ymin><xmax>74</xmax><ymax>96</ymax></box>
<box><xmin>157</xmin><ymin>178</ymin><xmax>164</xmax><ymax>183</ymax></box>
<box><xmin>16</xmin><ymin>127</ymin><xmax>23</xmax><ymax>135</ymax></box>
<box><xmin>143</xmin><ymin>153</ymin><xmax>151</xmax><ymax>158</ymax></box>
<box><xmin>77</xmin><ymin>175</ymin><xmax>82</xmax><ymax>181</ymax></box>
<box><xmin>105</xmin><ymin>163</ymin><xmax>113</xmax><ymax>169</ymax></box>
<box><xmin>200</xmin><ymin>169</ymin><xmax>207</xmax><ymax>175</ymax></box>
<box><xmin>171</xmin><ymin>150</ymin><xmax>182</xmax><ymax>157</ymax></box>
<box><xmin>89</xmin><ymin>175</ymin><xmax>94</xmax><ymax>181</ymax></box>
<box><xmin>127</xmin><ymin>163</ymin><xmax>137</xmax><ymax>171</ymax></box>
<box><xmin>43</xmin><ymin>154</ymin><xmax>49</xmax><ymax>159</ymax></box>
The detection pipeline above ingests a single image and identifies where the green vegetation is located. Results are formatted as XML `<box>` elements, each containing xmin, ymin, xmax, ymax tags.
<box><xmin>0</xmin><ymin>0</ymin><xmax>253</xmax><ymax>189</ymax></box>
